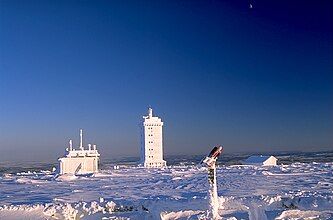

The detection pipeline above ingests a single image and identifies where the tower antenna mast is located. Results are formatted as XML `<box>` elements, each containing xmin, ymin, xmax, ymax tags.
<box><xmin>80</xmin><ymin>129</ymin><xmax>83</xmax><ymax>150</ymax></box>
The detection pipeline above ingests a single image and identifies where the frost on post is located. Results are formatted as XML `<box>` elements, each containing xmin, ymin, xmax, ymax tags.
<box><xmin>201</xmin><ymin>145</ymin><xmax>223</xmax><ymax>219</ymax></box>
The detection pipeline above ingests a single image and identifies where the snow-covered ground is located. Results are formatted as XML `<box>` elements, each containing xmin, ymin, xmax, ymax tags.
<box><xmin>0</xmin><ymin>162</ymin><xmax>332</xmax><ymax>219</ymax></box>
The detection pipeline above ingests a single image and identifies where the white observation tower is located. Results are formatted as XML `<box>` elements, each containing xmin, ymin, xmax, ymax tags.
<box><xmin>140</xmin><ymin>107</ymin><xmax>166</xmax><ymax>168</ymax></box>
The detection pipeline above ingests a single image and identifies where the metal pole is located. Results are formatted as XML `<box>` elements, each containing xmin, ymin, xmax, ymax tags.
<box><xmin>207</xmin><ymin>161</ymin><xmax>219</xmax><ymax>219</ymax></box>
<box><xmin>201</xmin><ymin>145</ymin><xmax>223</xmax><ymax>219</ymax></box>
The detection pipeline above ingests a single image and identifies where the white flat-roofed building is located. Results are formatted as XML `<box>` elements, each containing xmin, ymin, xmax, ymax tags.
<box><xmin>58</xmin><ymin>129</ymin><xmax>100</xmax><ymax>175</ymax></box>
<box><xmin>140</xmin><ymin>108</ymin><xmax>166</xmax><ymax>168</ymax></box>
<box><xmin>243</xmin><ymin>155</ymin><xmax>277</xmax><ymax>166</ymax></box>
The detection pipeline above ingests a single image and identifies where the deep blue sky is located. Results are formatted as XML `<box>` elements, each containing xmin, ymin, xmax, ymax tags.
<box><xmin>0</xmin><ymin>0</ymin><xmax>332</xmax><ymax>162</ymax></box>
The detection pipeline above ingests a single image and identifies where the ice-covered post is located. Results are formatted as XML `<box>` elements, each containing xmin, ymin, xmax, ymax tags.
<box><xmin>202</xmin><ymin>146</ymin><xmax>223</xmax><ymax>220</ymax></box>
<box><xmin>208</xmin><ymin>158</ymin><xmax>219</xmax><ymax>219</ymax></box>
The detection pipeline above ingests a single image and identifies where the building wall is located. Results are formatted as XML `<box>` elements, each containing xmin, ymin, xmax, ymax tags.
<box><xmin>59</xmin><ymin>157</ymin><xmax>99</xmax><ymax>175</ymax></box>
<box><xmin>140</xmin><ymin>108</ymin><xmax>166</xmax><ymax>168</ymax></box>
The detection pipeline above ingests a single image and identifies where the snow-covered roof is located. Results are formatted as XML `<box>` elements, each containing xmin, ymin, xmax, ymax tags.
<box><xmin>244</xmin><ymin>155</ymin><xmax>274</xmax><ymax>163</ymax></box>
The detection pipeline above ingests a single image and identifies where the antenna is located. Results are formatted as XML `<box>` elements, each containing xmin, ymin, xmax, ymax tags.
<box><xmin>69</xmin><ymin>139</ymin><xmax>73</xmax><ymax>151</ymax></box>
<box><xmin>148</xmin><ymin>107</ymin><xmax>153</xmax><ymax>118</ymax></box>
<box><xmin>80</xmin><ymin>129</ymin><xmax>83</xmax><ymax>150</ymax></box>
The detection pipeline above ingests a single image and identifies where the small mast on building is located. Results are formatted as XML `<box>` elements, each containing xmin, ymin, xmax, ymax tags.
<box><xmin>58</xmin><ymin>129</ymin><xmax>100</xmax><ymax>175</ymax></box>
<box><xmin>140</xmin><ymin>107</ymin><xmax>166</xmax><ymax>168</ymax></box>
